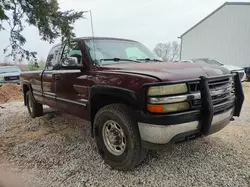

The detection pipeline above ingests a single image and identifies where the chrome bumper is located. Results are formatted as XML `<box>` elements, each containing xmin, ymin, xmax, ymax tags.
<box><xmin>138</xmin><ymin>108</ymin><xmax>234</xmax><ymax>144</ymax></box>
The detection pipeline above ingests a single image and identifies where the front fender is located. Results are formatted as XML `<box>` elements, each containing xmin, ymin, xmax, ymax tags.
<box><xmin>90</xmin><ymin>85</ymin><xmax>139</xmax><ymax>108</ymax></box>
<box><xmin>22</xmin><ymin>81</ymin><xmax>34</xmax><ymax>105</ymax></box>
<box><xmin>89</xmin><ymin>85</ymin><xmax>140</xmax><ymax>137</ymax></box>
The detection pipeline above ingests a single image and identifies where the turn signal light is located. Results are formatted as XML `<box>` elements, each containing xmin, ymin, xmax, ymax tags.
<box><xmin>147</xmin><ymin>105</ymin><xmax>164</xmax><ymax>113</ymax></box>
<box><xmin>147</xmin><ymin>102</ymin><xmax>189</xmax><ymax>113</ymax></box>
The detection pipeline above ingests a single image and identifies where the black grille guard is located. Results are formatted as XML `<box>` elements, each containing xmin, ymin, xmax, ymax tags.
<box><xmin>200</xmin><ymin>73</ymin><xmax>244</xmax><ymax>135</ymax></box>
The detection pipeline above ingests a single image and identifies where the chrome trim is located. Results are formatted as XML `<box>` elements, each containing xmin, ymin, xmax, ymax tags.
<box><xmin>149</xmin><ymin>93</ymin><xmax>200</xmax><ymax>104</ymax></box>
<box><xmin>44</xmin><ymin>92</ymin><xmax>56</xmax><ymax>96</ymax></box>
<box><xmin>138</xmin><ymin>108</ymin><xmax>233</xmax><ymax>144</ymax></box>
<box><xmin>211</xmin><ymin>108</ymin><xmax>233</xmax><ymax>125</ymax></box>
<box><xmin>149</xmin><ymin>86</ymin><xmax>233</xmax><ymax>104</ymax></box>
<box><xmin>33</xmin><ymin>91</ymin><xmax>42</xmax><ymax>95</ymax></box>
<box><xmin>33</xmin><ymin>91</ymin><xmax>87</xmax><ymax>106</ymax></box>
<box><xmin>56</xmin><ymin>97</ymin><xmax>87</xmax><ymax>106</ymax></box>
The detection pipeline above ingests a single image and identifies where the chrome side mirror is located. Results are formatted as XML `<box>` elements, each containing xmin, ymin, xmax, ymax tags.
<box><xmin>62</xmin><ymin>57</ymin><xmax>78</xmax><ymax>66</ymax></box>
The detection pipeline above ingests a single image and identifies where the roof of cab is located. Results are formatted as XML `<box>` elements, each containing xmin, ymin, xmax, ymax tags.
<box><xmin>51</xmin><ymin>37</ymin><xmax>138</xmax><ymax>49</ymax></box>
<box><xmin>75</xmin><ymin>37</ymin><xmax>137</xmax><ymax>42</ymax></box>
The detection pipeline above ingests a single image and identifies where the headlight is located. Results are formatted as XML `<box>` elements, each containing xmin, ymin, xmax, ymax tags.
<box><xmin>147</xmin><ymin>83</ymin><xmax>188</xmax><ymax>96</ymax></box>
<box><xmin>0</xmin><ymin>76</ymin><xmax>4</xmax><ymax>81</ymax></box>
<box><xmin>147</xmin><ymin>102</ymin><xmax>189</xmax><ymax>113</ymax></box>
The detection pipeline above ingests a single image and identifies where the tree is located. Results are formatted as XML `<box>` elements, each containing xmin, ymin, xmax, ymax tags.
<box><xmin>27</xmin><ymin>58</ymin><xmax>46</xmax><ymax>70</ymax></box>
<box><xmin>153</xmin><ymin>41</ymin><xmax>181</xmax><ymax>61</ymax></box>
<box><xmin>0</xmin><ymin>0</ymin><xmax>84</xmax><ymax>61</ymax></box>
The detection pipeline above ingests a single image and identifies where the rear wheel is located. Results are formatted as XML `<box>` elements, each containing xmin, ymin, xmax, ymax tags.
<box><xmin>94</xmin><ymin>104</ymin><xmax>147</xmax><ymax>171</ymax></box>
<box><xmin>26</xmin><ymin>91</ymin><xmax>43</xmax><ymax>118</ymax></box>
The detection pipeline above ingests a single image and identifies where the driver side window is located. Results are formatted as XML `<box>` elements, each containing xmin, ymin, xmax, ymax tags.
<box><xmin>46</xmin><ymin>45</ymin><xmax>62</xmax><ymax>70</ymax></box>
<box><xmin>61</xmin><ymin>42</ymin><xmax>83</xmax><ymax>67</ymax></box>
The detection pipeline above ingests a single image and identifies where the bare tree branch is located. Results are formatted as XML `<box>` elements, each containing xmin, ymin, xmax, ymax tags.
<box><xmin>153</xmin><ymin>41</ymin><xmax>180</xmax><ymax>62</ymax></box>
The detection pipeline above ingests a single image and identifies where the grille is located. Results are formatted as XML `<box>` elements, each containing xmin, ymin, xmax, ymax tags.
<box><xmin>4</xmin><ymin>76</ymin><xmax>20</xmax><ymax>81</ymax></box>
<box><xmin>189</xmin><ymin>77</ymin><xmax>235</xmax><ymax>108</ymax></box>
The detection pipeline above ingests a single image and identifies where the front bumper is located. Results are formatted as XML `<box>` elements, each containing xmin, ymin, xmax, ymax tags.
<box><xmin>139</xmin><ymin>107</ymin><xmax>233</xmax><ymax>145</ymax></box>
<box><xmin>138</xmin><ymin>73</ymin><xmax>244</xmax><ymax>148</ymax></box>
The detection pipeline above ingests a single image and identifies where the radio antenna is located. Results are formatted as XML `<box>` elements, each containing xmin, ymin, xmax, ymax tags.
<box><xmin>89</xmin><ymin>10</ymin><xmax>97</xmax><ymax>64</ymax></box>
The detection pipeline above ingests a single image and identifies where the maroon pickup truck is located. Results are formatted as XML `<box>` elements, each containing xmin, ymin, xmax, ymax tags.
<box><xmin>20</xmin><ymin>37</ymin><xmax>244</xmax><ymax>170</ymax></box>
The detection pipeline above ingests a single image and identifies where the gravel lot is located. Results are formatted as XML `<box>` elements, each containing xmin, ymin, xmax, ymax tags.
<box><xmin>0</xmin><ymin>83</ymin><xmax>250</xmax><ymax>187</ymax></box>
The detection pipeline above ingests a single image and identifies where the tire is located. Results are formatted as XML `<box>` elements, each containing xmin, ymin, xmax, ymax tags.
<box><xmin>94</xmin><ymin>103</ymin><xmax>147</xmax><ymax>171</ymax></box>
<box><xmin>26</xmin><ymin>91</ymin><xmax>43</xmax><ymax>118</ymax></box>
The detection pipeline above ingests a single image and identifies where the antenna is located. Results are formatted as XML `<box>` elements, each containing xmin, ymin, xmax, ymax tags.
<box><xmin>89</xmin><ymin>10</ymin><xmax>97</xmax><ymax>64</ymax></box>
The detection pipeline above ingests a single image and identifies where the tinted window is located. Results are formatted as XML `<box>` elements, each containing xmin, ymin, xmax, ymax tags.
<box><xmin>46</xmin><ymin>45</ymin><xmax>62</xmax><ymax>70</ymax></box>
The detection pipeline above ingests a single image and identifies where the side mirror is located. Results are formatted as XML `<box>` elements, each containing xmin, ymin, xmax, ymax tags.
<box><xmin>62</xmin><ymin>57</ymin><xmax>78</xmax><ymax>66</ymax></box>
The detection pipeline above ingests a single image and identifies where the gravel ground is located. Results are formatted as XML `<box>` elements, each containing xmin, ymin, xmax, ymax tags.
<box><xmin>0</xmin><ymin>83</ymin><xmax>250</xmax><ymax>187</ymax></box>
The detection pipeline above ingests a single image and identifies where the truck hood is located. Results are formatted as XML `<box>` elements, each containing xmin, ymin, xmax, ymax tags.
<box><xmin>102</xmin><ymin>62</ymin><xmax>230</xmax><ymax>81</ymax></box>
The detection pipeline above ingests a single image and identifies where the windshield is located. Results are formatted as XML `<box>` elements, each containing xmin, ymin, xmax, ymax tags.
<box><xmin>193</xmin><ymin>59</ymin><xmax>223</xmax><ymax>66</ymax></box>
<box><xmin>0</xmin><ymin>66</ymin><xmax>21</xmax><ymax>74</ymax></box>
<box><xmin>85</xmin><ymin>39</ymin><xmax>160</xmax><ymax>65</ymax></box>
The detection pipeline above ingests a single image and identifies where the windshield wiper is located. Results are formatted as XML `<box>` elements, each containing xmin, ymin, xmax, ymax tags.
<box><xmin>100</xmin><ymin>58</ymin><xmax>141</xmax><ymax>63</ymax></box>
<box><xmin>136</xmin><ymin>58</ymin><xmax>162</xmax><ymax>62</ymax></box>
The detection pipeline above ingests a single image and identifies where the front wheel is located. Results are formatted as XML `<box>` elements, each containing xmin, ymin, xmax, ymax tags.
<box><xmin>94</xmin><ymin>104</ymin><xmax>147</xmax><ymax>171</ymax></box>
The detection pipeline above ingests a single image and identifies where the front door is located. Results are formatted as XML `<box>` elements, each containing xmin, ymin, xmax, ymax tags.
<box><xmin>41</xmin><ymin>45</ymin><xmax>62</xmax><ymax>108</ymax></box>
<box><xmin>54</xmin><ymin>41</ymin><xmax>89</xmax><ymax>119</ymax></box>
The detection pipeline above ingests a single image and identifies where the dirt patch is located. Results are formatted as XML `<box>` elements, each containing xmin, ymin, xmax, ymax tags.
<box><xmin>0</xmin><ymin>84</ymin><xmax>23</xmax><ymax>104</ymax></box>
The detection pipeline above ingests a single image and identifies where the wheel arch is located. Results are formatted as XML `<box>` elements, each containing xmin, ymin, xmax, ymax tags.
<box><xmin>22</xmin><ymin>81</ymin><xmax>33</xmax><ymax>105</ymax></box>
<box><xmin>89</xmin><ymin>85</ymin><xmax>140</xmax><ymax>137</ymax></box>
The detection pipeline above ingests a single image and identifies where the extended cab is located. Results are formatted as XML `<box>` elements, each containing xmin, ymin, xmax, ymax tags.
<box><xmin>20</xmin><ymin>37</ymin><xmax>244</xmax><ymax>170</ymax></box>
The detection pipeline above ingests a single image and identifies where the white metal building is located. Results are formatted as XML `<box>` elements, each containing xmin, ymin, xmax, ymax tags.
<box><xmin>180</xmin><ymin>2</ymin><xmax>250</xmax><ymax>68</ymax></box>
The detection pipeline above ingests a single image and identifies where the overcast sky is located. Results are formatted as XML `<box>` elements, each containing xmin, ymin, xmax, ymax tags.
<box><xmin>0</xmin><ymin>0</ymin><xmax>248</xmax><ymax>62</ymax></box>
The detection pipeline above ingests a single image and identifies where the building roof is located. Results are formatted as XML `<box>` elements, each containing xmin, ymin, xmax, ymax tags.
<box><xmin>180</xmin><ymin>2</ymin><xmax>250</xmax><ymax>38</ymax></box>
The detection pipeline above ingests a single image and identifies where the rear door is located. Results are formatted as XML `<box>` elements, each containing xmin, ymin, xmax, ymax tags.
<box><xmin>41</xmin><ymin>45</ymin><xmax>62</xmax><ymax>107</ymax></box>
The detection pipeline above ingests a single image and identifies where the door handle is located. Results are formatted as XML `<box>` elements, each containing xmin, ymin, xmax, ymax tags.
<box><xmin>55</xmin><ymin>75</ymin><xmax>61</xmax><ymax>81</ymax></box>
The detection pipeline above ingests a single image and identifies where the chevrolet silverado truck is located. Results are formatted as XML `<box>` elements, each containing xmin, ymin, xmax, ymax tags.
<box><xmin>20</xmin><ymin>37</ymin><xmax>244</xmax><ymax>170</ymax></box>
